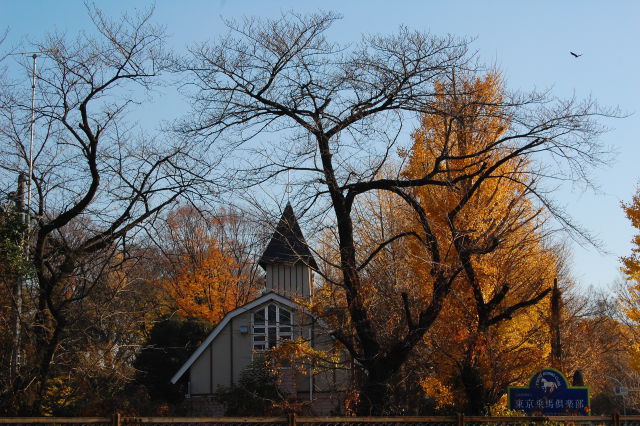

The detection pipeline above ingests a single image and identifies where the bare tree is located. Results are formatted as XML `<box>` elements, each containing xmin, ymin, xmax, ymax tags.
<box><xmin>178</xmin><ymin>12</ymin><xmax>612</xmax><ymax>414</ymax></box>
<box><xmin>0</xmin><ymin>6</ymin><xmax>212</xmax><ymax>413</ymax></box>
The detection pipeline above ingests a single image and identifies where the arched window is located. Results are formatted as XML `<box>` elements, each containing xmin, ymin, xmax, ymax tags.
<box><xmin>252</xmin><ymin>303</ymin><xmax>293</xmax><ymax>351</ymax></box>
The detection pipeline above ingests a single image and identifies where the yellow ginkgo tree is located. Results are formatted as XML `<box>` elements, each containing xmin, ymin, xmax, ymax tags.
<box><xmin>401</xmin><ymin>73</ymin><xmax>559</xmax><ymax>413</ymax></box>
<box><xmin>621</xmin><ymin>190</ymin><xmax>640</xmax><ymax>283</ymax></box>
<box><xmin>620</xmin><ymin>189</ymin><xmax>640</xmax><ymax>370</ymax></box>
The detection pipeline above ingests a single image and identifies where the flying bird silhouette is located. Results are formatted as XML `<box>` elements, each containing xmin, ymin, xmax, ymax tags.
<box><xmin>570</xmin><ymin>51</ymin><xmax>582</xmax><ymax>58</ymax></box>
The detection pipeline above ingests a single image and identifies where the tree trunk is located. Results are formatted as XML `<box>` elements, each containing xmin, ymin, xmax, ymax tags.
<box><xmin>460</xmin><ymin>331</ymin><xmax>488</xmax><ymax>415</ymax></box>
<box><xmin>460</xmin><ymin>362</ymin><xmax>485</xmax><ymax>415</ymax></box>
<box><xmin>357</xmin><ymin>366</ymin><xmax>394</xmax><ymax>415</ymax></box>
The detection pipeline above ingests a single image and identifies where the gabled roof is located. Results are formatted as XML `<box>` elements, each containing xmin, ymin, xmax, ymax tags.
<box><xmin>170</xmin><ymin>291</ymin><xmax>303</xmax><ymax>384</ymax></box>
<box><xmin>258</xmin><ymin>203</ymin><xmax>318</xmax><ymax>270</ymax></box>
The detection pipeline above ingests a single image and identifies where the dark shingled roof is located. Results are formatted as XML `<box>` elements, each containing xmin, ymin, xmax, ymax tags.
<box><xmin>258</xmin><ymin>203</ymin><xmax>318</xmax><ymax>270</ymax></box>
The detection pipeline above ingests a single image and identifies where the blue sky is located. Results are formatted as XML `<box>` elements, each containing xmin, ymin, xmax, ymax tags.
<box><xmin>2</xmin><ymin>0</ymin><xmax>639</xmax><ymax>291</ymax></box>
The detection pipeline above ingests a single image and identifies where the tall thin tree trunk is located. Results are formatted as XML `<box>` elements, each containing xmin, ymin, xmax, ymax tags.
<box><xmin>550</xmin><ymin>278</ymin><xmax>562</xmax><ymax>371</ymax></box>
<box><xmin>10</xmin><ymin>174</ymin><xmax>27</xmax><ymax>385</ymax></box>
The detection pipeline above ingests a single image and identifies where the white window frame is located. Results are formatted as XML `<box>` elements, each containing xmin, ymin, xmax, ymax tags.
<box><xmin>252</xmin><ymin>303</ymin><xmax>293</xmax><ymax>353</ymax></box>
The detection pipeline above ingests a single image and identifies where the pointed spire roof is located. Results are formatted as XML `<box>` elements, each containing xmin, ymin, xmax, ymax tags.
<box><xmin>258</xmin><ymin>203</ymin><xmax>318</xmax><ymax>270</ymax></box>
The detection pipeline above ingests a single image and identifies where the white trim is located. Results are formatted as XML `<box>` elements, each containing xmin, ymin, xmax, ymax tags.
<box><xmin>170</xmin><ymin>292</ymin><xmax>303</xmax><ymax>384</ymax></box>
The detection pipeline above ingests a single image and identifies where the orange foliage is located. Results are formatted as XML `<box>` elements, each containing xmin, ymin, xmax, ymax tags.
<box><xmin>162</xmin><ymin>242</ymin><xmax>244</xmax><ymax>324</ymax></box>
<box><xmin>158</xmin><ymin>206</ymin><xmax>259</xmax><ymax>324</ymax></box>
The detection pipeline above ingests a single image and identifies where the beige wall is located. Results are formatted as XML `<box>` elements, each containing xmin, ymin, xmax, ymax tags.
<box><xmin>189</xmin><ymin>309</ymin><xmax>253</xmax><ymax>394</ymax></box>
<box><xmin>296</xmin><ymin>320</ymin><xmax>351</xmax><ymax>395</ymax></box>
<box><xmin>265</xmin><ymin>263</ymin><xmax>312</xmax><ymax>298</ymax></box>
<box><xmin>189</xmin><ymin>299</ymin><xmax>349</xmax><ymax>397</ymax></box>
<box><xmin>189</xmin><ymin>346</ymin><xmax>210</xmax><ymax>394</ymax></box>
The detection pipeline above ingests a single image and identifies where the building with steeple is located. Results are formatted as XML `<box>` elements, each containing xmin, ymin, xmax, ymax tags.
<box><xmin>170</xmin><ymin>204</ymin><xmax>346</xmax><ymax>414</ymax></box>
<box><xmin>259</xmin><ymin>203</ymin><xmax>318</xmax><ymax>299</ymax></box>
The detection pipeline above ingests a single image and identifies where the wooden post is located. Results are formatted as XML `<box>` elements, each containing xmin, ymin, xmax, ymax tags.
<box><xmin>612</xmin><ymin>412</ymin><xmax>620</xmax><ymax>426</ymax></box>
<box><xmin>456</xmin><ymin>413</ymin><xmax>464</xmax><ymax>426</ymax></box>
<box><xmin>112</xmin><ymin>412</ymin><xmax>121</xmax><ymax>426</ymax></box>
<box><xmin>288</xmin><ymin>412</ymin><xmax>297</xmax><ymax>426</ymax></box>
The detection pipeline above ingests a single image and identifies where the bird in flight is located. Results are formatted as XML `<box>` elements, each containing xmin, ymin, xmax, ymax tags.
<box><xmin>570</xmin><ymin>51</ymin><xmax>582</xmax><ymax>58</ymax></box>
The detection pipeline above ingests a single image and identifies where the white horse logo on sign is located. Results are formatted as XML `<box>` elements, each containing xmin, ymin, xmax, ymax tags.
<box><xmin>540</xmin><ymin>377</ymin><xmax>557</xmax><ymax>392</ymax></box>
<box><xmin>535</xmin><ymin>371</ymin><xmax>561</xmax><ymax>395</ymax></box>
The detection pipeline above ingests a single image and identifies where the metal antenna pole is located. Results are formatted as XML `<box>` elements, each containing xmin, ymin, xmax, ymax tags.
<box><xmin>8</xmin><ymin>51</ymin><xmax>42</xmax><ymax>231</ymax></box>
<box><xmin>27</xmin><ymin>53</ymin><xmax>37</xmax><ymax>233</ymax></box>
<box><xmin>285</xmin><ymin>169</ymin><xmax>292</xmax><ymax>201</ymax></box>
<box><xmin>7</xmin><ymin>50</ymin><xmax>42</xmax><ymax>382</ymax></box>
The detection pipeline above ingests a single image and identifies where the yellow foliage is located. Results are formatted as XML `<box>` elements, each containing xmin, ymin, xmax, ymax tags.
<box><xmin>268</xmin><ymin>336</ymin><xmax>343</xmax><ymax>376</ymax></box>
<box><xmin>41</xmin><ymin>377</ymin><xmax>80</xmax><ymax>416</ymax></box>
<box><xmin>419</xmin><ymin>376</ymin><xmax>455</xmax><ymax>410</ymax></box>
<box><xmin>313</xmin><ymin>73</ymin><xmax>559</xmax><ymax>410</ymax></box>
<box><xmin>620</xmin><ymin>187</ymin><xmax>640</xmax><ymax>372</ymax></box>
<box><xmin>630</xmin><ymin>343</ymin><xmax>640</xmax><ymax>371</ymax></box>
<box><xmin>402</xmin><ymin>73</ymin><xmax>554</xmax><ymax>298</ymax></box>
<box><xmin>402</xmin><ymin>72</ymin><xmax>557</xmax><ymax>409</ymax></box>
<box><xmin>621</xmin><ymin>190</ymin><xmax>640</xmax><ymax>282</ymax></box>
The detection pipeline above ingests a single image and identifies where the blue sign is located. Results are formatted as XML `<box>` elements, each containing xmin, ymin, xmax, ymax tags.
<box><xmin>508</xmin><ymin>368</ymin><xmax>589</xmax><ymax>415</ymax></box>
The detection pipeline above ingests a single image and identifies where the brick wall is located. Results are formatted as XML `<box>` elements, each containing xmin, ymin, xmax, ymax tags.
<box><xmin>279</xmin><ymin>368</ymin><xmax>297</xmax><ymax>395</ymax></box>
<box><xmin>295</xmin><ymin>391</ymin><xmax>344</xmax><ymax>415</ymax></box>
<box><xmin>183</xmin><ymin>396</ymin><xmax>225</xmax><ymax>416</ymax></box>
